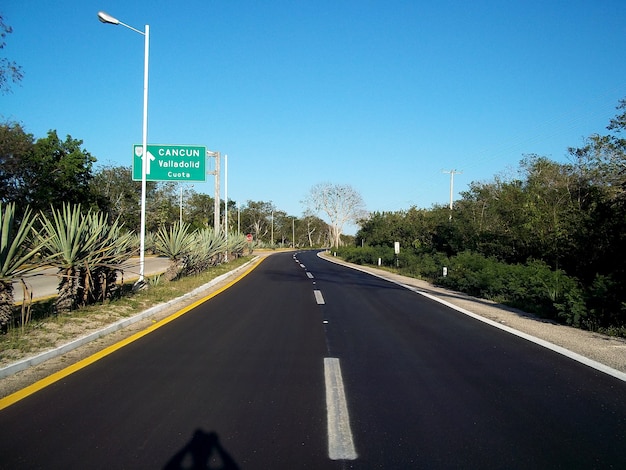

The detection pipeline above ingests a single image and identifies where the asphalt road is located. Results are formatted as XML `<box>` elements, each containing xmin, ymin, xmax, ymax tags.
<box><xmin>0</xmin><ymin>251</ymin><xmax>625</xmax><ymax>469</ymax></box>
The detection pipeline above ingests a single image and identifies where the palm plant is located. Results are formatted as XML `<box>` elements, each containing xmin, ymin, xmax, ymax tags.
<box><xmin>0</xmin><ymin>203</ymin><xmax>42</xmax><ymax>331</ymax></box>
<box><xmin>153</xmin><ymin>222</ymin><xmax>195</xmax><ymax>281</ymax></box>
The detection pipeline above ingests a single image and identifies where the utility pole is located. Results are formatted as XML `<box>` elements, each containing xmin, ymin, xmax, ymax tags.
<box><xmin>224</xmin><ymin>154</ymin><xmax>228</xmax><ymax>262</ymax></box>
<box><xmin>179</xmin><ymin>185</ymin><xmax>183</xmax><ymax>225</ymax></box>
<box><xmin>442</xmin><ymin>169</ymin><xmax>462</xmax><ymax>219</ymax></box>
<box><xmin>179</xmin><ymin>183</ymin><xmax>193</xmax><ymax>225</ymax></box>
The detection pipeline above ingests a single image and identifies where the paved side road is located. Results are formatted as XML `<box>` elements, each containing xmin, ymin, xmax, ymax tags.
<box><xmin>321</xmin><ymin>252</ymin><xmax>626</xmax><ymax>376</ymax></box>
<box><xmin>12</xmin><ymin>256</ymin><xmax>172</xmax><ymax>302</ymax></box>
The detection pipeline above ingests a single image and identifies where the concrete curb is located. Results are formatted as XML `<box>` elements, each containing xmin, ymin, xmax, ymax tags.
<box><xmin>0</xmin><ymin>257</ymin><xmax>258</xmax><ymax>379</ymax></box>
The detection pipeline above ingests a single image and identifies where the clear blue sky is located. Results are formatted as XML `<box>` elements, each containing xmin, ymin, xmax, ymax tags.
<box><xmin>2</xmin><ymin>1</ymin><xmax>626</xmax><ymax>233</ymax></box>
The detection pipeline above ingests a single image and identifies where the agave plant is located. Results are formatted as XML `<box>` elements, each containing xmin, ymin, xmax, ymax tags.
<box><xmin>0</xmin><ymin>203</ymin><xmax>43</xmax><ymax>331</ymax></box>
<box><xmin>144</xmin><ymin>230</ymin><xmax>156</xmax><ymax>255</ymax></box>
<box><xmin>153</xmin><ymin>222</ymin><xmax>195</xmax><ymax>281</ymax></box>
<box><xmin>184</xmin><ymin>228</ymin><xmax>227</xmax><ymax>276</ymax></box>
<box><xmin>81</xmin><ymin>211</ymin><xmax>135</xmax><ymax>304</ymax></box>
<box><xmin>36</xmin><ymin>204</ymin><xmax>95</xmax><ymax>313</ymax></box>
<box><xmin>227</xmin><ymin>233</ymin><xmax>248</xmax><ymax>258</ymax></box>
<box><xmin>36</xmin><ymin>204</ymin><xmax>135</xmax><ymax>313</ymax></box>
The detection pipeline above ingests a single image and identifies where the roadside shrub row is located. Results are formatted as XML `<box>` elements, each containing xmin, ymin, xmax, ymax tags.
<box><xmin>0</xmin><ymin>202</ymin><xmax>246</xmax><ymax>334</ymax></box>
<box><xmin>336</xmin><ymin>246</ymin><xmax>615</xmax><ymax>334</ymax></box>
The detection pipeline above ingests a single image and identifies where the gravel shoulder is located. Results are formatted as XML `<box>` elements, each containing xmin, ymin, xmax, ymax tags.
<box><xmin>2</xmin><ymin>250</ymin><xmax>625</xmax><ymax>400</ymax></box>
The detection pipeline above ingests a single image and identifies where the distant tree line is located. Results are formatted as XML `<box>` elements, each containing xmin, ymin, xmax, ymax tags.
<box><xmin>339</xmin><ymin>99</ymin><xmax>626</xmax><ymax>336</ymax></box>
<box><xmin>0</xmin><ymin>122</ymin><xmax>334</xmax><ymax>249</ymax></box>
<box><xmin>0</xmin><ymin>119</ymin><xmax>338</xmax><ymax>333</ymax></box>
<box><xmin>0</xmin><ymin>13</ymin><xmax>347</xmax><ymax>334</ymax></box>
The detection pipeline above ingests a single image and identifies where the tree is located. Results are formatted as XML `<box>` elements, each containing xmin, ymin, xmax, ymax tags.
<box><xmin>304</xmin><ymin>183</ymin><xmax>366</xmax><ymax>248</ymax></box>
<box><xmin>2</xmin><ymin>129</ymin><xmax>98</xmax><ymax>212</ymax></box>
<box><xmin>90</xmin><ymin>165</ymin><xmax>141</xmax><ymax>229</ymax></box>
<box><xmin>30</xmin><ymin>131</ymin><xmax>97</xmax><ymax>212</ymax></box>
<box><xmin>0</xmin><ymin>15</ymin><xmax>23</xmax><ymax>93</ymax></box>
<box><xmin>146</xmin><ymin>182</ymin><xmax>178</xmax><ymax>232</ymax></box>
<box><xmin>185</xmin><ymin>191</ymin><xmax>214</xmax><ymax>230</ymax></box>
<box><xmin>0</xmin><ymin>122</ymin><xmax>34</xmax><ymax>204</ymax></box>
<box><xmin>454</xmin><ymin>173</ymin><xmax>533</xmax><ymax>262</ymax></box>
<box><xmin>301</xmin><ymin>211</ymin><xmax>328</xmax><ymax>247</ymax></box>
<box><xmin>272</xmin><ymin>210</ymin><xmax>290</xmax><ymax>246</ymax></box>
<box><xmin>240</xmin><ymin>200</ymin><xmax>274</xmax><ymax>242</ymax></box>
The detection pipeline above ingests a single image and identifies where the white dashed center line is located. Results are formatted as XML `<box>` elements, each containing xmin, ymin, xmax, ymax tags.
<box><xmin>324</xmin><ymin>357</ymin><xmax>357</xmax><ymax>461</ymax></box>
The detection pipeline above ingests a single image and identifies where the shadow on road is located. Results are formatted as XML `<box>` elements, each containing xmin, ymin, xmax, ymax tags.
<box><xmin>163</xmin><ymin>429</ymin><xmax>240</xmax><ymax>470</ymax></box>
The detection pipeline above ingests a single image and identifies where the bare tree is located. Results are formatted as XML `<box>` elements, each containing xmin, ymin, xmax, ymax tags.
<box><xmin>241</xmin><ymin>200</ymin><xmax>273</xmax><ymax>242</ymax></box>
<box><xmin>0</xmin><ymin>15</ymin><xmax>23</xmax><ymax>93</ymax></box>
<box><xmin>304</xmin><ymin>182</ymin><xmax>366</xmax><ymax>248</ymax></box>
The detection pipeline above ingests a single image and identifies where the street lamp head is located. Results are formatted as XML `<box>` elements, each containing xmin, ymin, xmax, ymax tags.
<box><xmin>97</xmin><ymin>11</ymin><xmax>120</xmax><ymax>25</ymax></box>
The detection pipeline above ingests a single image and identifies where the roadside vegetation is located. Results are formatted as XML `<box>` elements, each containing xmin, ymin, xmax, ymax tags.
<box><xmin>3</xmin><ymin>34</ymin><xmax>626</xmax><ymax>344</ymax></box>
<box><xmin>337</xmin><ymin>100</ymin><xmax>626</xmax><ymax>338</ymax></box>
<box><xmin>0</xmin><ymin>120</ymin><xmax>335</xmax><ymax>361</ymax></box>
<box><xmin>0</xmin><ymin>119</ymin><xmax>334</xmax><ymax>345</ymax></box>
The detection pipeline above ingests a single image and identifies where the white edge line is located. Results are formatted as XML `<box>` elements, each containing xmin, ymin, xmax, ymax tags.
<box><xmin>318</xmin><ymin>252</ymin><xmax>626</xmax><ymax>383</ymax></box>
<box><xmin>414</xmin><ymin>289</ymin><xmax>626</xmax><ymax>382</ymax></box>
<box><xmin>324</xmin><ymin>357</ymin><xmax>357</xmax><ymax>460</ymax></box>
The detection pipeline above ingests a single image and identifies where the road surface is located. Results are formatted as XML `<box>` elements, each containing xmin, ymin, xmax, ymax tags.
<box><xmin>0</xmin><ymin>251</ymin><xmax>625</xmax><ymax>469</ymax></box>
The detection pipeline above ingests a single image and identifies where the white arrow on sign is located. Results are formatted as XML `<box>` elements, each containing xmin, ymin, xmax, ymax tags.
<box><xmin>145</xmin><ymin>150</ymin><xmax>155</xmax><ymax>175</ymax></box>
<box><xmin>134</xmin><ymin>146</ymin><xmax>156</xmax><ymax>175</ymax></box>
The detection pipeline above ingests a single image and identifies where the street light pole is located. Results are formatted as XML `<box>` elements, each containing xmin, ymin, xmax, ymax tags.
<box><xmin>98</xmin><ymin>11</ymin><xmax>150</xmax><ymax>284</ymax></box>
<box><xmin>224</xmin><ymin>154</ymin><xmax>228</xmax><ymax>262</ymax></box>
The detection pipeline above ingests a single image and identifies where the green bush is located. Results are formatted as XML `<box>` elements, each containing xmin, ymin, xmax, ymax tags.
<box><xmin>335</xmin><ymin>245</ymin><xmax>621</xmax><ymax>334</ymax></box>
<box><xmin>336</xmin><ymin>245</ymin><xmax>394</xmax><ymax>266</ymax></box>
<box><xmin>438</xmin><ymin>253</ymin><xmax>587</xmax><ymax>325</ymax></box>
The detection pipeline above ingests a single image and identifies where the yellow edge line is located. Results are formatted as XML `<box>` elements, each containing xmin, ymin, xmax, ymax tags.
<box><xmin>0</xmin><ymin>256</ymin><xmax>266</xmax><ymax>411</ymax></box>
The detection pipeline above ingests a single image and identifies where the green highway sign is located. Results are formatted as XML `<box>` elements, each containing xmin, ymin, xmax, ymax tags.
<box><xmin>133</xmin><ymin>144</ymin><xmax>207</xmax><ymax>182</ymax></box>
